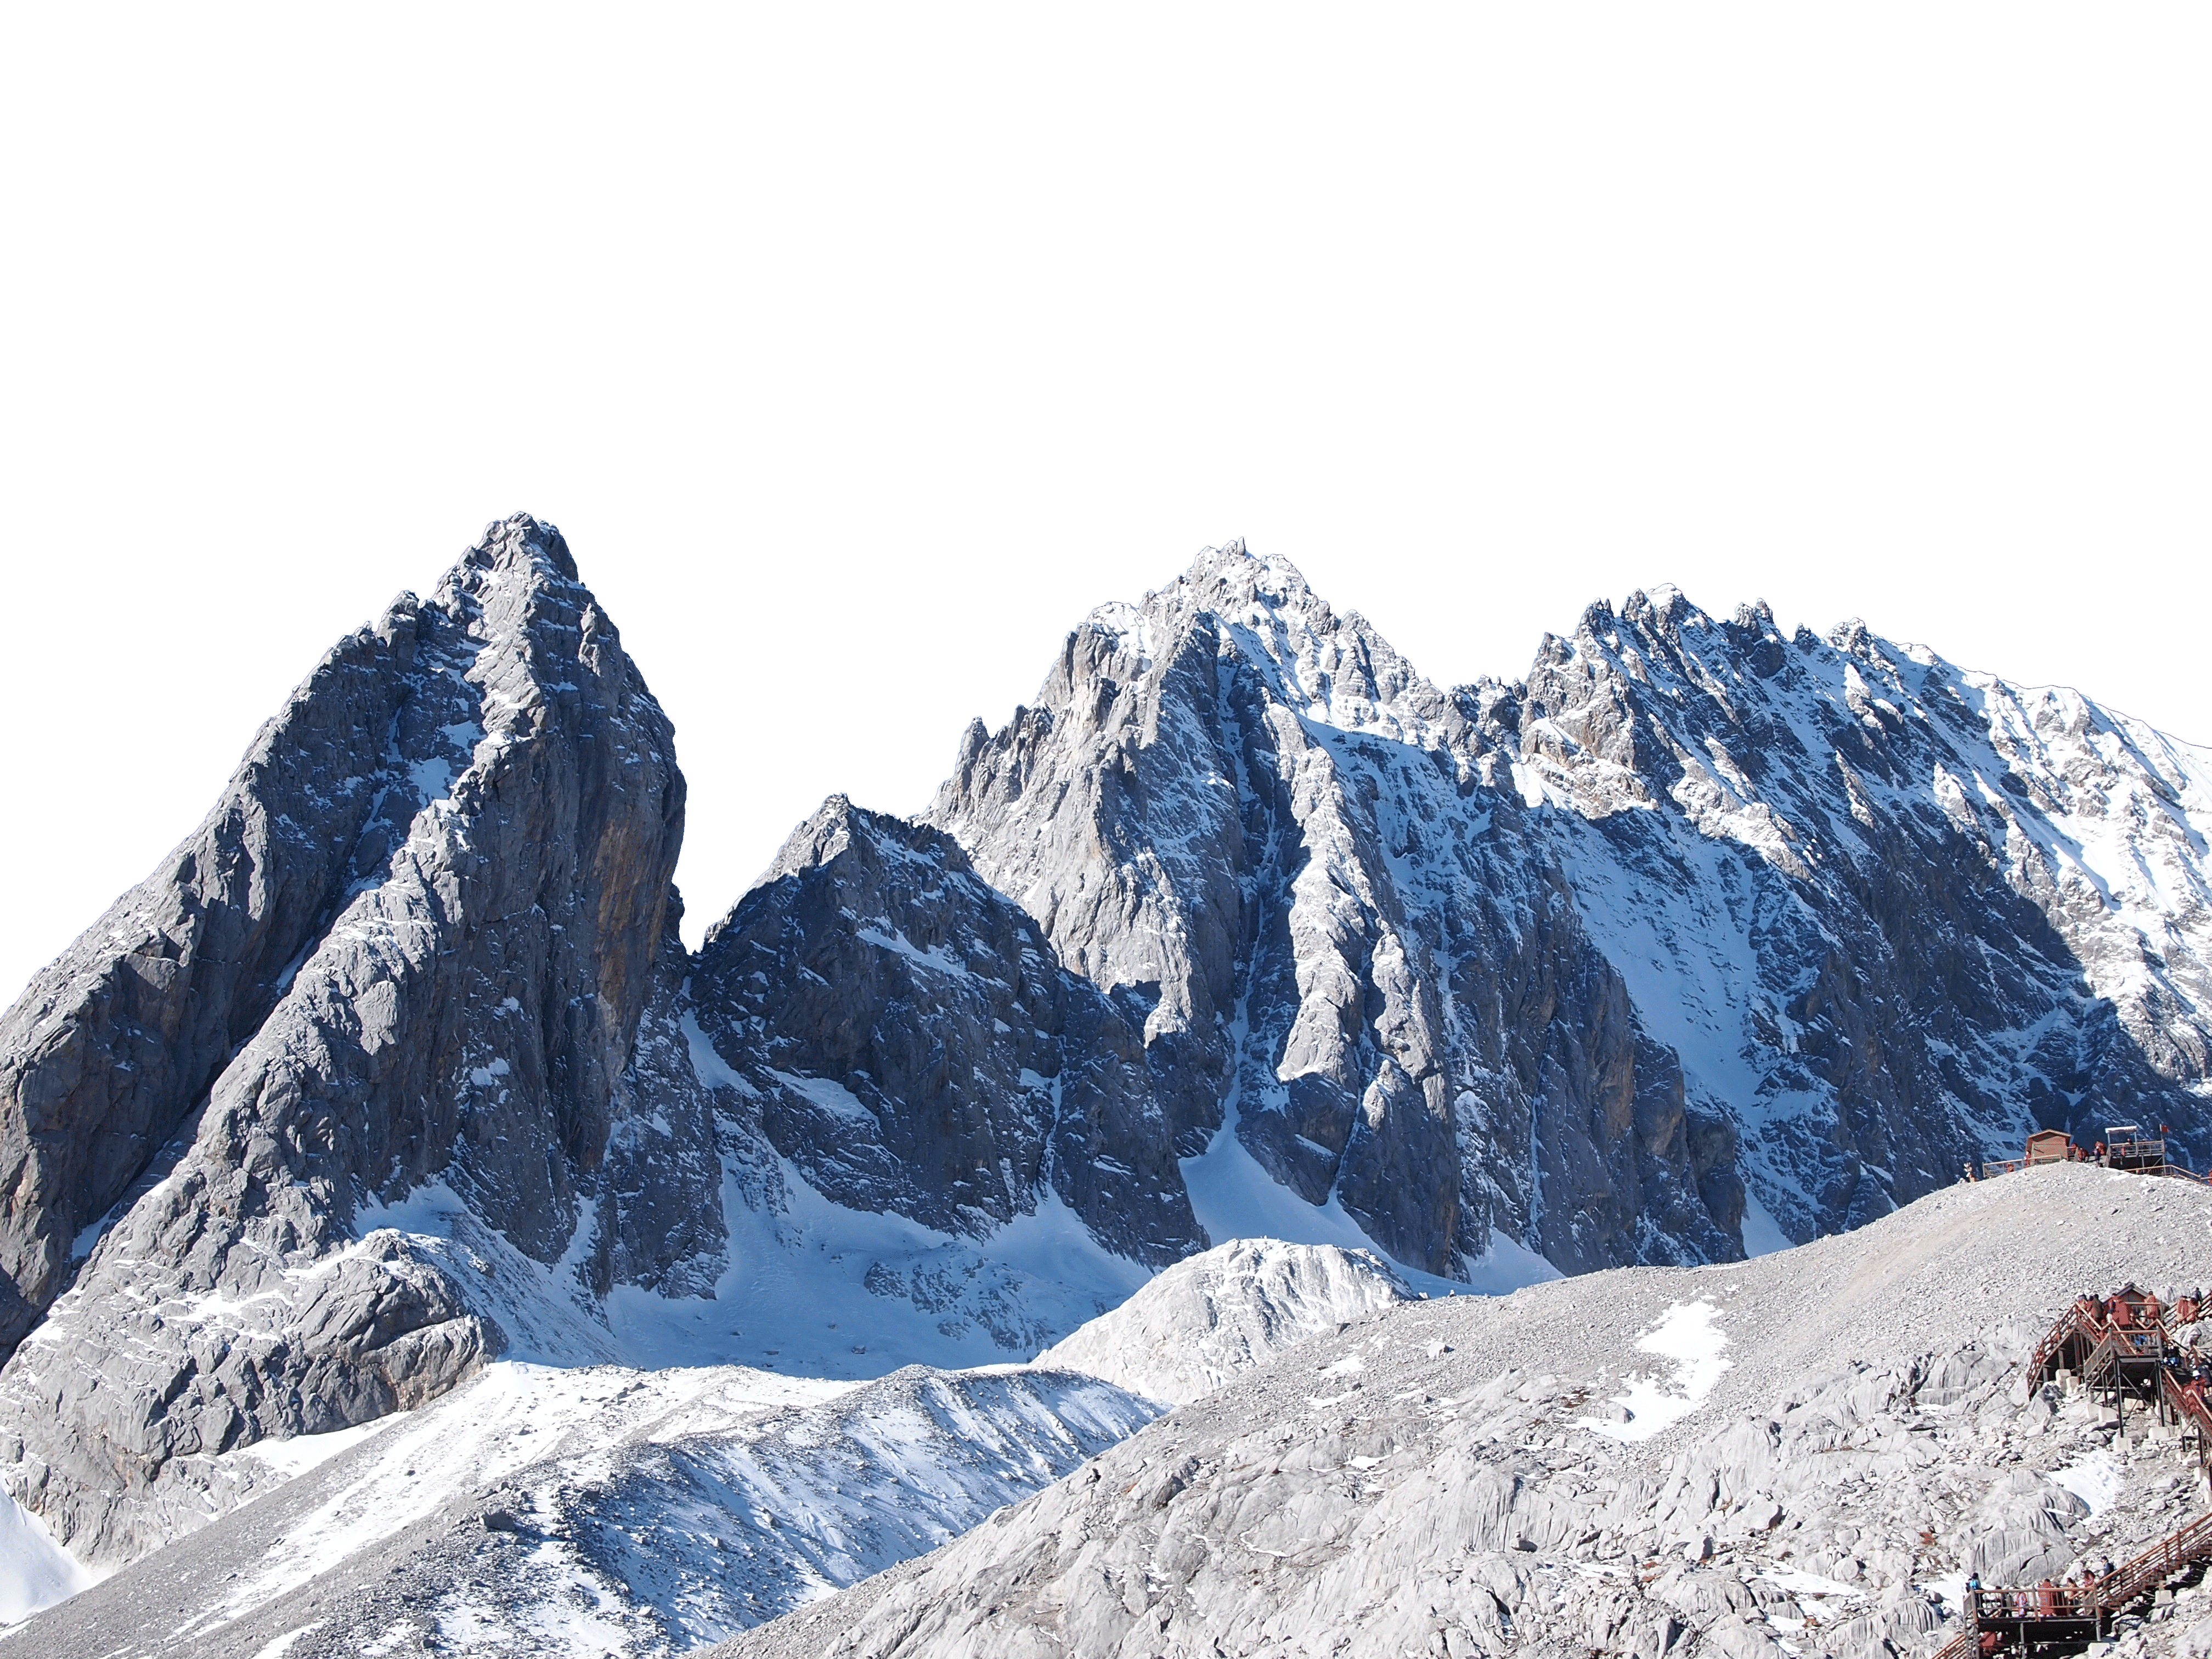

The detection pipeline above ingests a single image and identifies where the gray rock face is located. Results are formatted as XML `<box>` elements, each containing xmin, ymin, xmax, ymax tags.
<box><xmin>928</xmin><ymin>547</ymin><xmax>2212</xmax><ymax>1268</ymax></box>
<box><xmin>1484</xmin><ymin>588</ymin><xmax>2212</xmax><ymax>1240</ymax></box>
<box><xmin>927</xmin><ymin>546</ymin><xmax>1747</xmax><ymax>1276</ymax></box>
<box><xmin>0</xmin><ymin>577</ymin><xmax>462</xmax><ymax>1358</ymax></box>
<box><xmin>0</xmin><ymin>516</ymin><xmax>692</xmax><ymax>1565</ymax></box>
<box><xmin>687</xmin><ymin>797</ymin><xmax>1201</xmax><ymax>1267</ymax></box>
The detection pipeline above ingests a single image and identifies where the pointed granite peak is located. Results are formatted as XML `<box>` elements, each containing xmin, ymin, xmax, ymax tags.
<box><xmin>1172</xmin><ymin>538</ymin><xmax>1319</xmax><ymax>616</ymax></box>
<box><xmin>752</xmin><ymin>793</ymin><xmax>972</xmax><ymax>896</ymax></box>
<box><xmin>432</xmin><ymin>513</ymin><xmax>581</xmax><ymax>607</ymax></box>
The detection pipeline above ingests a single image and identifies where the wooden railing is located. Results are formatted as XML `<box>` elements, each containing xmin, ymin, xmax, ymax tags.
<box><xmin>2029</xmin><ymin>1302</ymin><xmax>2108</xmax><ymax>1381</ymax></box>
<box><xmin>2081</xmin><ymin>1506</ymin><xmax>2212</xmax><ymax>1614</ymax></box>
<box><xmin>1920</xmin><ymin>1298</ymin><xmax>2212</xmax><ymax>1657</ymax></box>
<box><xmin>1924</xmin><ymin>1506</ymin><xmax>2212</xmax><ymax>1657</ymax></box>
<box><xmin>1970</xmin><ymin>1153</ymin><xmax>2203</xmax><ymax>1183</ymax></box>
<box><xmin>2029</xmin><ymin>1304</ymin><xmax>2175</xmax><ymax>1391</ymax></box>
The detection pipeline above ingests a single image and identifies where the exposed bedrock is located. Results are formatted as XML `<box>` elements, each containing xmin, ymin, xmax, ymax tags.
<box><xmin>687</xmin><ymin>795</ymin><xmax>1203</xmax><ymax>1268</ymax></box>
<box><xmin>0</xmin><ymin>515</ymin><xmax>688</xmax><ymax>1563</ymax></box>
<box><xmin>927</xmin><ymin>546</ymin><xmax>1748</xmax><ymax>1276</ymax></box>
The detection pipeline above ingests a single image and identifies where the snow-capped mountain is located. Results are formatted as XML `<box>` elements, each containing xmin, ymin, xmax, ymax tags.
<box><xmin>5</xmin><ymin>519</ymin><xmax>2211</xmax><ymax>1610</ymax></box>
<box><xmin>930</xmin><ymin>548</ymin><xmax>2212</xmax><ymax>1263</ymax></box>
<box><xmin>927</xmin><ymin>546</ymin><xmax>1748</xmax><ymax>1278</ymax></box>
<box><xmin>1499</xmin><ymin>587</ymin><xmax>2212</xmax><ymax>1244</ymax></box>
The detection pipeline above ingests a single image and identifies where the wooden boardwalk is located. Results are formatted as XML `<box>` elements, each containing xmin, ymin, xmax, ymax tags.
<box><xmin>1925</xmin><ymin>1292</ymin><xmax>2212</xmax><ymax>1658</ymax></box>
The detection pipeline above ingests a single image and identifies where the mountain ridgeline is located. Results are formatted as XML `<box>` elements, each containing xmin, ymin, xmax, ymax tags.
<box><xmin>4</xmin><ymin>517</ymin><xmax>2209</xmax><ymax>1571</ymax></box>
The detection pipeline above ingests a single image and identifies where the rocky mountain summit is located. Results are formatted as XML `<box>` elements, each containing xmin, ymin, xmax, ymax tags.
<box><xmin>930</xmin><ymin>548</ymin><xmax>2212</xmax><ymax>1262</ymax></box>
<box><xmin>927</xmin><ymin>548</ymin><xmax>1748</xmax><ymax>1277</ymax></box>
<box><xmin>4</xmin><ymin>521</ymin><xmax>2210</xmax><ymax>1611</ymax></box>
<box><xmin>688</xmin><ymin>796</ymin><xmax>1200</xmax><ymax>1268</ymax></box>
<box><xmin>1</xmin><ymin>516</ymin><xmax>697</xmax><ymax>1564</ymax></box>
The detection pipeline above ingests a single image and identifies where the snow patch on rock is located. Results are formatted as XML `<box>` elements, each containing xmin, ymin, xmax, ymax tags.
<box><xmin>0</xmin><ymin>1485</ymin><xmax>92</xmax><ymax>1628</ymax></box>
<box><xmin>1576</xmin><ymin>1297</ymin><xmax>1731</xmax><ymax>1441</ymax></box>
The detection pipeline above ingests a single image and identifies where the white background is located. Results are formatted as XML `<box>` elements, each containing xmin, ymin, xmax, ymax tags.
<box><xmin>1</xmin><ymin>6</ymin><xmax>2205</xmax><ymax>1008</ymax></box>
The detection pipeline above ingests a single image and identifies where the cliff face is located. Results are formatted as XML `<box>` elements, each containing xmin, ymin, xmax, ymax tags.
<box><xmin>1486</xmin><ymin>587</ymin><xmax>2212</xmax><ymax>1241</ymax></box>
<box><xmin>925</xmin><ymin>546</ymin><xmax>1747</xmax><ymax>1277</ymax></box>
<box><xmin>927</xmin><ymin>548</ymin><xmax>2212</xmax><ymax>1267</ymax></box>
<box><xmin>0</xmin><ymin>516</ymin><xmax>695</xmax><ymax>1562</ymax></box>
<box><xmin>687</xmin><ymin>797</ymin><xmax>1203</xmax><ymax>1270</ymax></box>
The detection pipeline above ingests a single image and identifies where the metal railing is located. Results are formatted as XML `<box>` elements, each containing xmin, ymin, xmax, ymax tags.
<box><xmin>1968</xmin><ymin>1146</ymin><xmax>2203</xmax><ymax>1184</ymax></box>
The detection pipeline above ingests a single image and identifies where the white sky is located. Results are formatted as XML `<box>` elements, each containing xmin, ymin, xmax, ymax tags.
<box><xmin>2</xmin><ymin>6</ymin><xmax>2207</xmax><ymax>1011</ymax></box>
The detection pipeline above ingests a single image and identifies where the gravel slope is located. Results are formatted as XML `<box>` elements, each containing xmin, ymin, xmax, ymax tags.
<box><xmin>716</xmin><ymin>1164</ymin><xmax>2212</xmax><ymax>1659</ymax></box>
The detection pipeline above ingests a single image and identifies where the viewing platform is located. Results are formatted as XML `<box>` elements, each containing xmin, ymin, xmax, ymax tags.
<box><xmin>1928</xmin><ymin>1284</ymin><xmax>2212</xmax><ymax>1659</ymax></box>
<box><xmin>1969</xmin><ymin>1126</ymin><xmax>2205</xmax><ymax>1186</ymax></box>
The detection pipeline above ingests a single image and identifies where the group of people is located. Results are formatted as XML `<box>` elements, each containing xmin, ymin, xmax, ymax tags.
<box><xmin>1965</xmin><ymin>1559</ymin><xmax>2121</xmax><ymax>1622</ymax></box>
<box><xmin>2165</xmin><ymin>1350</ymin><xmax>2212</xmax><ymax>1408</ymax></box>
<box><xmin>2071</xmin><ymin>1284</ymin><xmax>2204</xmax><ymax>1331</ymax></box>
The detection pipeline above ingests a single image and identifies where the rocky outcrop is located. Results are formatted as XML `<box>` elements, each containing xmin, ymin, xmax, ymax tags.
<box><xmin>1035</xmin><ymin>1238</ymin><xmax>1409</xmax><ymax>1404</ymax></box>
<box><xmin>0</xmin><ymin>516</ymin><xmax>691</xmax><ymax>1565</ymax></box>
<box><xmin>687</xmin><ymin>797</ymin><xmax>1202</xmax><ymax>1269</ymax></box>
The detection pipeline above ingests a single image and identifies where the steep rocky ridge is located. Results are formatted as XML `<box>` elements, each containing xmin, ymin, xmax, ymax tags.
<box><xmin>0</xmin><ymin>565</ymin><xmax>491</xmax><ymax>1359</ymax></box>
<box><xmin>927</xmin><ymin>546</ymin><xmax>1751</xmax><ymax>1277</ymax></box>
<box><xmin>0</xmin><ymin>516</ymin><xmax>698</xmax><ymax>1565</ymax></box>
<box><xmin>686</xmin><ymin>797</ymin><xmax>1201</xmax><ymax>1268</ymax></box>
<box><xmin>1488</xmin><ymin>588</ymin><xmax>2212</xmax><ymax>1239</ymax></box>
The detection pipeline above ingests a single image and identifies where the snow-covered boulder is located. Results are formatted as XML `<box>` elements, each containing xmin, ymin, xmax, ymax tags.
<box><xmin>1035</xmin><ymin>1238</ymin><xmax>1410</xmax><ymax>1403</ymax></box>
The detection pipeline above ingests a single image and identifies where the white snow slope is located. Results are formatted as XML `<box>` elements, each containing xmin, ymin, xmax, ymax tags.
<box><xmin>5</xmin><ymin>1358</ymin><xmax>1156</xmax><ymax>1657</ymax></box>
<box><xmin>0</xmin><ymin>1486</ymin><xmax>91</xmax><ymax>1627</ymax></box>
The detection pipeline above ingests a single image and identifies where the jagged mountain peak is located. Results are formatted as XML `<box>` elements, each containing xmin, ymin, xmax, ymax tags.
<box><xmin>743</xmin><ymin>791</ymin><xmax>969</xmax><ymax>896</ymax></box>
<box><xmin>1080</xmin><ymin>538</ymin><xmax>1323</xmax><ymax>662</ymax></box>
<box><xmin>930</xmin><ymin>552</ymin><xmax>1750</xmax><ymax>1280</ymax></box>
<box><xmin>1065</xmin><ymin>539</ymin><xmax>1448</xmax><ymax>751</ymax></box>
<box><xmin>0</xmin><ymin>515</ymin><xmax>692</xmax><ymax>1564</ymax></box>
<box><xmin>442</xmin><ymin>510</ymin><xmax>580</xmax><ymax>587</ymax></box>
